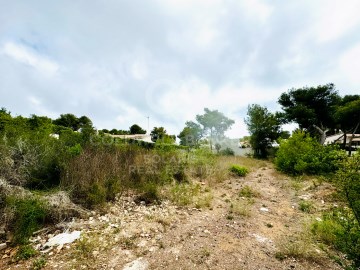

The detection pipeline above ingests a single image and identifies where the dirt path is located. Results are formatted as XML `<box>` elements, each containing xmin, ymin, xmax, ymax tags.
<box><xmin>1</xmin><ymin>163</ymin><xmax>341</xmax><ymax>270</ymax></box>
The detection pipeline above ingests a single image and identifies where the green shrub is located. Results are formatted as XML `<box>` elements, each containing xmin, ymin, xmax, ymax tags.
<box><xmin>275</xmin><ymin>131</ymin><xmax>347</xmax><ymax>175</ymax></box>
<box><xmin>32</xmin><ymin>256</ymin><xmax>47</xmax><ymax>270</ymax></box>
<box><xmin>7</xmin><ymin>197</ymin><xmax>48</xmax><ymax>244</ymax></box>
<box><xmin>15</xmin><ymin>245</ymin><xmax>37</xmax><ymax>261</ymax></box>
<box><xmin>229</xmin><ymin>165</ymin><xmax>249</xmax><ymax>177</ymax></box>
<box><xmin>188</xmin><ymin>148</ymin><xmax>217</xmax><ymax>179</ymax></box>
<box><xmin>219</xmin><ymin>147</ymin><xmax>235</xmax><ymax>156</ymax></box>
<box><xmin>298</xmin><ymin>200</ymin><xmax>313</xmax><ymax>213</ymax></box>
<box><xmin>311</xmin><ymin>208</ymin><xmax>360</xmax><ymax>268</ymax></box>
<box><xmin>335</xmin><ymin>150</ymin><xmax>360</xmax><ymax>224</ymax></box>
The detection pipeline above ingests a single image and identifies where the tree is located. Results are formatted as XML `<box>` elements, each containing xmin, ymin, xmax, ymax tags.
<box><xmin>196</xmin><ymin>108</ymin><xmax>235</xmax><ymax>150</ymax></box>
<box><xmin>78</xmin><ymin>116</ymin><xmax>93</xmax><ymax>129</ymax></box>
<box><xmin>177</xmin><ymin>121</ymin><xmax>203</xmax><ymax>147</ymax></box>
<box><xmin>245</xmin><ymin>104</ymin><xmax>282</xmax><ymax>158</ymax></box>
<box><xmin>278</xmin><ymin>83</ymin><xmax>340</xmax><ymax>144</ymax></box>
<box><xmin>129</xmin><ymin>124</ymin><xmax>146</xmax><ymax>135</ymax></box>
<box><xmin>53</xmin><ymin>114</ymin><xmax>80</xmax><ymax>131</ymax></box>
<box><xmin>150</xmin><ymin>127</ymin><xmax>167</xmax><ymax>142</ymax></box>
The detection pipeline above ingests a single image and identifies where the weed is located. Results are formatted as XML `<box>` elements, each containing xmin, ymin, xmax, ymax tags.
<box><xmin>6</xmin><ymin>197</ymin><xmax>48</xmax><ymax>244</ymax></box>
<box><xmin>15</xmin><ymin>245</ymin><xmax>37</xmax><ymax>261</ymax></box>
<box><xmin>230</xmin><ymin>201</ymin><xmax>251</xmax><ymax>217</ymax></box>
<box><xmin>195</xmin><ymin>193</ymin><xmax>213</xmax><ymax>209</ymax></box>
<box><xmin>31</xmin><ymin>256</ymin><xmax>46</xmax><ymax>270</ymax></box>
<box><xmin>239</xmin><ymin>185</ymin><xmax>260</xmax><ymax>198</ymax></box>
<box><xmin>229</xmin><ymin>165</ymin><xmax>249</xmax><ymax>177</ymax></box>
<box><xmin>166</xmin><ymin>182</ymin><xmax>201</xmax><ymax>206</ymax></box>
<box><xmin>298</xmin><ymin>200</ymin><xmax>313</xmax><ymax>213</ymax></box>
<box><xmin>75</xmin><ymin>236</ymin><xmax>96</xmax><ymax>259</ymax></box>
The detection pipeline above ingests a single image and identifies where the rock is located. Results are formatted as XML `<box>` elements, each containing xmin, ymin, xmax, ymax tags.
<box><xmin>0</xmin><ymin>242</ymin><xmax>7</xmax><ymax>251</ymax></box>
<box><xmin>260</xmin><ymin>207</ymin><xmax>269</xmax><ymax>212</ymax></box>
<box><xmin>122</xmin><ymin>257</ymin><xmax>149</xmax><ymax>270</ymax></box>
<box><xmin>44</xmin><ymin>231</ymin><xmax>81</xmax><ymax>247</ymax></box>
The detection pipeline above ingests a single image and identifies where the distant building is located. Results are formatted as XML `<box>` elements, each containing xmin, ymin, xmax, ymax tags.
<box><xmin>106</xmin><ymin>133</ymin><xmax>154</xmax><ymax>143</ymax></box>
<box><xmin>324</xmin><ymin>133</ymin><xmax>360</xmax><ymax>148</ymax></box>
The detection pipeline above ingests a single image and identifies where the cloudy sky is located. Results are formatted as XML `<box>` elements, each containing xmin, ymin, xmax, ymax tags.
<box><xmin>1</xmin><ymin>0</ymin><xmax>359</xmax><ymax>138</ymax></box>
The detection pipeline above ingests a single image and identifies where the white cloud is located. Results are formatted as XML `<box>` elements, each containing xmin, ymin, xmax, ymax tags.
<box><xmin>312</xmin><ymin>0</ymin><xmax>360</xmax><ymax>43</ymax></box>
<box><xmin>1</xmin><ymin>42</ymin><xmax>59</xmax><ymax>76</ymax></box>
<box><xmin>339</xmin><ymin>43</ymin><xmax>360</xmax><ymax>87</ymax></box>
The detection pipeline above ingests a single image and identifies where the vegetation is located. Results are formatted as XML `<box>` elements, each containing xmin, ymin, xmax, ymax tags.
<box><xmin>229</xmin><ymin>165</ymin><xmax>249</xmax><ymax>177</ymax></box>
<box><xmin>195</xmin><ymin>108</ymin><xmax>234</xmax><ymax>150</ymax></box>
<box><xmin>275</xmin><ymin>131</ymin><xmax>346</xmax><ymax>175</ymax></box>
<box><xmin>6</xmin><ymin>197</ymin><xmax>48</xmax><ymax>244</ymax></box>
<box><xmin>1</xmin><ymin>84</ymin><xmax>359</xmax><ymax>267</ymax></box>
<box><xmin>245</xmin><ymin>104</ymin><xmax>287</xmax><ymax>158</ymax></box>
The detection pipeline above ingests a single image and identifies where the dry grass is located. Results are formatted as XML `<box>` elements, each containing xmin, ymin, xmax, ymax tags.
<box><xmin>229</xmin><ymin>200</ymin><xmax>252</xmax><ymax>217</ymax></box>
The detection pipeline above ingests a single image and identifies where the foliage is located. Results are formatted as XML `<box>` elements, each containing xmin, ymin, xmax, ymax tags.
<box><xmin>219</xmin><ymin>147</ymin><xmax>235</xmax><ymax>156</ymax></box>
<box><xmin>335</xmin><ymin>150</ymin><xmax>360</xmax><ymax>224</ymax></box>
<box><xmin>298</xmin><ymin>200</ymin><xmax>313</xmax><ymax>213</ymax></box>
<box><xmin>229</xmin><ymin>165</ymin><xmax>249</xmax><ymax>177</ymax></box>
<box><xmin>178</xmin><ymin>121</ymin><xmax>203</xmax><ymax>147</ymax></box>
<box><xmin>278</xmin><ymin>83</ymin><xmax>340</xmax><ymax>143</ymax></box>
<box><xmin>312</xmin><ymin>208</ymin><xmax>360</xmax><ymax>268</ymax></box>
<box><xmin>150</xmin><ymin>127</ymin><xmax>175</xmax><ymax>143</ymax></box>
<box><xmin>32</xmin><ymin>256</ymin><xmax>47</xmax><ymax>270</ymax></box>
<box><xmin>275</xmin><ymin>131</ymin><xmax>347</xmax><ymax>175</ymax></box>
<box><xmin>196</xmin><ymin>108</ymin><xmax>234</xmax><ymax>150</ymax></box>
<box><xmin>188</xmin><ymin>148</ymin><xmax>217</xmax><ymax>179</ymax></box>
<box><xmin>129</xmin><ymin>124</ymin><xmax>146</xmax><ymax>134</ymax></box>
<box><xmin>245</xmin><ymin>104</ymin><xmax>282</xmax><ymax>158</ymax></box>
<box><xmin>61</xmin><ymin>145</ymin><xmax>187</xmax><ymax>207</ymax></box>
<box><xmin>6</xmin><ymin>197</ymin><xmax>48</xmax><ymax>244</ymax></box>
<box><xmin>15</xmin><ymin>245</ymin><xmax>37</xmax><ymax>261</ymax></box>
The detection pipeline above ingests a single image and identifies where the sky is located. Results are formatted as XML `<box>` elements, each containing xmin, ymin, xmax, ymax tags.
<box><xmin>1</xmin><ymin>0</ymin><xmax>360</xmax><ymax>138</ymax></box>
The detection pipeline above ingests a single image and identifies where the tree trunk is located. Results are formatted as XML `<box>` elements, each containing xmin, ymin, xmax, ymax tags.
<box><xmin>313</xmin><ymin>125</ymin><xmax>328</xmax><ymax>145</ymax></box>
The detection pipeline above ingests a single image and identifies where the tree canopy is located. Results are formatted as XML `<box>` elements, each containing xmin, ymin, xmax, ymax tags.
<box><xmin>177</xmin><ymin>121</ymin><xmax>203</xmax><ymax>147</ymax></box>
<box><xmin>278</xmin><ymin>83</ymin><xmax>340</xmax><ymax>143</ymax></box>
<box><xmin>196</xmin><ymin>108</ymin><xmax>234</xmax><ymax>150</ymax></box>
<box><xmin>129</xmin><ymin>124</ymin><xmax>146</xmax><ymax>135</ymax></box>
<box><xmin>245</xmin><ymin>104</ymin><xmax>283</xmax><ymax>158</ymax></box>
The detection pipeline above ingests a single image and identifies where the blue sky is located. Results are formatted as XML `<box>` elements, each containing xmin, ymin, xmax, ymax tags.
<box><xmin>1</xmin><ymin>0</ymin><xmax>360</xmax><ymax>138</ymax></box>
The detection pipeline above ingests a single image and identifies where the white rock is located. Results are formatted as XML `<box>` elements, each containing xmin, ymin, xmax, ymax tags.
<box><xmin>0</xmin><ymin>243</ymin><xmax>6</xmax><ymax>251</ymax></box>
<box><xmin>44</xmin><ymin>231</ymin><xmax>81</xmax><ymax>247</ymax></box>
<box><xmin>122</xmin><ymin>257</ymin><xmax>148</xmax><ymax>270</ymax></box>
<box><xmin>260</xmin><ymin>207</ymin><xmax>269</xmax><ymax>212</ymax></box>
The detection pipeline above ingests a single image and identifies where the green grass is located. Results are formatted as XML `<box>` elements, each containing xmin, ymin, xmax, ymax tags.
<box><xmin>229</xmin><ymin>165</ymin><xmax>249</xmax><ymax>177</ymax></box>
<box><xmin>15</xmin><ymin>245</ymin><xmax>37</xmax><ymax>261</ymax></box>
<box><xmin>298</xmin><ymin>200</ymin><xmax>313</xmax><ymax>213</ymax></box>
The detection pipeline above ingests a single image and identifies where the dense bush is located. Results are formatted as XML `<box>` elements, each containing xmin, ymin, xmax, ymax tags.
<box><xmin>335</xmin><ymin>150</ymin><xmax>360</xmax><ymax>225</ymax></box>
<box><xmin>229</xmin><ymin>165</ymin><xmax>249</xmax><ymax>177</ymax></box>
<box><xmin>312</xmin><ymin>208</ymin><xmax>360</xmax><ymax>268</ymax></box>
<box><xmin>275</xmin><ymin>131</ymin><xmax>346</xmax><ymax>175</ymax></box>
<box><xmin>61</xmin><ymin>144</ymin><xmax>188</xmax><ymax>207</ymax></box>
<box><xmin>219</xmin><ymin>147</ymin><xmax>235</xmax><ymax>156</ymax></box>
<box><xmin>188</xmin><ymin>148</ymin><xmax>216</xmax><ymax>179</ymax></box>
<box><xmin>6</xmin><ymin>197</ymin><xmax>49</xmax><ymax>244</ymax></box>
